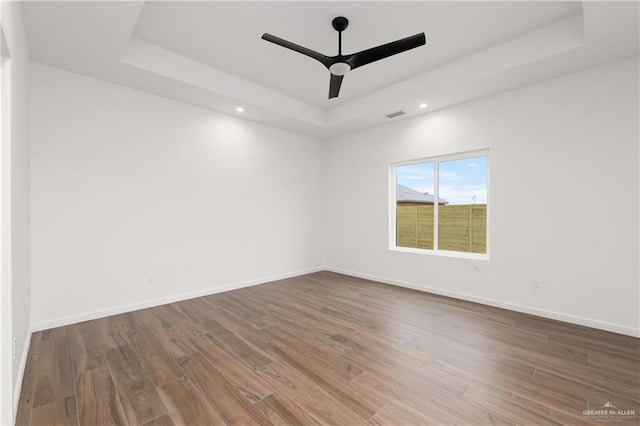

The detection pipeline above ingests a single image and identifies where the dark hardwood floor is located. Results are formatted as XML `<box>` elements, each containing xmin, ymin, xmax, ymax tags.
<box><xmin>16</xmin><ymin>271</ymin><xmax>639</xmax><ymax>425</ymax></box>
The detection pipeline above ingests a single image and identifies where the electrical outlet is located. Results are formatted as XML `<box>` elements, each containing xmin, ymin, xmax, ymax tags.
<box><xmin>532</xmin><ymin>279</ymin><xmax>542</xmax><ymax>291</ymax></box>
<box><xmin>13</xmin><ymin>338</ymin><xmax>17</xmax><ymax>360</ymax></box>
<box><xmin>146</xmin><ymin>275</ymin><xmax>156</xmax><ymax>286</ymax></box>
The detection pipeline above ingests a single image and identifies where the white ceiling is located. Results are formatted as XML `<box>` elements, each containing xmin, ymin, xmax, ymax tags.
<box><xmin>22</xmin><ymin>1</ymin><xmax>639</xmax><ymax>140</ymax></box>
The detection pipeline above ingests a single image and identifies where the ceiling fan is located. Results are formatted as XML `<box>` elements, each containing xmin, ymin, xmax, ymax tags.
<box><xmin>262</xmin><ymin>17</ymin><xmax>426</xmax><ymax>99</ymax></box>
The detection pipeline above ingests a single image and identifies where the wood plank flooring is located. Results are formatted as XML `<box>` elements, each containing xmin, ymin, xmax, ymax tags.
<box><xmin>16</xmin><ymin>272</ymin><xmax>640</xmax><ymax>425</ymax></box>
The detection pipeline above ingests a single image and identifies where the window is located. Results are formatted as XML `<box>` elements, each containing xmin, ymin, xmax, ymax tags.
<box><xmin>392</xmin><ymin>150</ymin><xmax>488</xmax><ymax>257</ymax></box>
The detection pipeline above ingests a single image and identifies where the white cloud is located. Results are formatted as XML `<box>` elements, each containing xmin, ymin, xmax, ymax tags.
<box><xmin>439</xmin><ymin>171</ymin><xmax>463</xmax><ymax>182</ymax></box>
<box><xmin>439</xmin><ymin>184</ymin><xmax>487</xmax><ymax>205</ymax></box>
<box><xmin>397</xmin><ymin>164</ymin><xmax>433</xmax><ymax>180</ymax></box>
<box><xmin>467</xmin><ymin>162</ymin><xmax>479</xmax><ymax>168</ymax></box>
<box><xmin>400</xmin><ymin>175</ymin><xmax>431</xmax><ymax>180</ymax></box>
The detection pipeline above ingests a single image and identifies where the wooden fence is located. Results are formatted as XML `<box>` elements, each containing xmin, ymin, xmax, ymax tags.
<box><xmin>397</xmin><ymin>204</ymin><xmax>487</xmax><ymax>253</ymax></box>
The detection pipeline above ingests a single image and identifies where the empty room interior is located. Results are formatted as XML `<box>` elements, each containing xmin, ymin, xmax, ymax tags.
<box><xmin>1</xmin><ymin>1</ymin><xmax>639</xmax><ymax>425</ymax></box>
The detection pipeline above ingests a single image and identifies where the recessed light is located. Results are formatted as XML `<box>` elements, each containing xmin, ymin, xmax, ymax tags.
<box><xmin>236</xmin><ymin>107</ymin><xmax>245</xmax><ymax>112</ymax></box>
<box><xmin>419</xmin><ymin>103</ymin><xmax>428</xmax><ymax>109</ymax></box>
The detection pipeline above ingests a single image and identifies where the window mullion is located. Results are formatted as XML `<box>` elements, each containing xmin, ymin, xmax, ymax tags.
<box><xmin>434</xmin><ymin>160</ymin><xmax>439</xmax><ymax>252</ymax></box>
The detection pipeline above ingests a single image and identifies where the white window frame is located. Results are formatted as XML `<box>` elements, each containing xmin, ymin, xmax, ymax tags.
<box><xmin>389</xmin><ymin>149</ymin><xmax>490</xmax><ymax>260</ymax></box>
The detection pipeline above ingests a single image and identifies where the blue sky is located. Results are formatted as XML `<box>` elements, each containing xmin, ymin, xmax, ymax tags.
<box><xmin>396</xmin><ymin>156</ymin><xmax>487</xmax><ymax>205</ymax></box>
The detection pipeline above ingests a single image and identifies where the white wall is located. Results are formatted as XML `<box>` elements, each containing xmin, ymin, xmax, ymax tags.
<box><xmin>30</xmin><ymin>63</ymin><xmax>325</xmax><ymax>329</ymax></box>
<box><xmin>28</xmin><ymin>55</ymin><xmax>640</xmax><ymax>339</ymax></box>
<box><xmin>326</xmin><ymin>57</ymin><xmax>639</xmax><ymax>337</ymax></box>
<box><xmin>0</xmin><ymin>1</ymin><xmax>30</xmax><ymax>422</ymax></box>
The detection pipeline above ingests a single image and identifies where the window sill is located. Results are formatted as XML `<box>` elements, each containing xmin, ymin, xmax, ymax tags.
<box><xmin>390</xmin><ymin>246</ymin><xmax>490</xmax><ymax>261</ymax></box>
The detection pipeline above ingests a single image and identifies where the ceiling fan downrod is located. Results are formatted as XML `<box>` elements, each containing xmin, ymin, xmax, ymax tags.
<box><xmin>332</xmin><ymin>16</ymin><xmax>349</xmax><ymax>56</ymax></box>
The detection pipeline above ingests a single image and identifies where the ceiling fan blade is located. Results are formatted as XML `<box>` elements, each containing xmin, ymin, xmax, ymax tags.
<box><xmin>262</xmin><ymin>33</ymin><xmax>332</xmax><ymax>68</ymax></box>
<box><xmin>329</xmin><ymin>74</ymin><xmax>344</xmax><ymax>99</ymax></box>
<box><xmin>347</xmin><ymin>33</ymin><xmax>426</xmax><ymax>70</ymax></box>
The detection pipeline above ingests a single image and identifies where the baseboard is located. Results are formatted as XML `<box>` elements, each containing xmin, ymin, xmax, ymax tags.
<box><xmin>30</xmin><ymin>264</ymin><xmax>640</xmax><ymax>337</ymax></box>
<box><xmin>13</xmin><ymin>326</ymin><xmax>32</xmax><ymax>421</ymax></box>
<box><xmin>326</xmin><ymin>266</ymin><xmax>640</xmax><ymax>338</ymax></box>
<box><xmin>31</xmin><ymin>266</ymin><xmax>324</xmax><ymax>332</ymax></box>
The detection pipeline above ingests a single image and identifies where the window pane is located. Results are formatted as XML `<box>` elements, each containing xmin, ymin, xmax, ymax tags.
<box><xmin>396</xmin><ymin>162</ymin><xmax>435</xmax><ymax>249</ymax></box>
<box><xmin>438</xmin><ymin>156</ymin><xmax>487</xmax><ymax>253</ymax></box>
